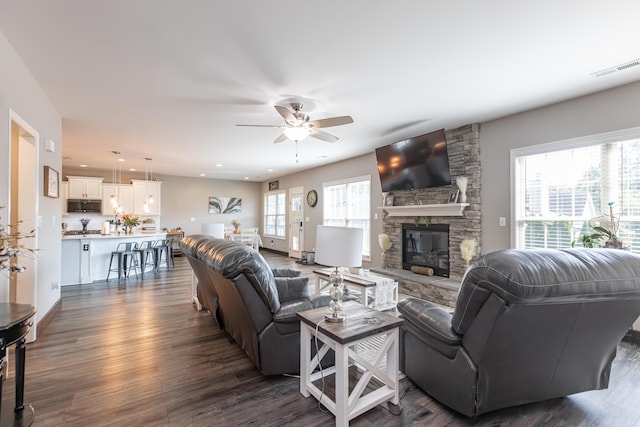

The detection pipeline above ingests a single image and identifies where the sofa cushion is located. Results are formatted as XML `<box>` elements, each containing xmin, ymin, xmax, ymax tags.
<box><xmin>275</xmin><ymin>277</ymin><xmax>310</xmax><ymax>303</ymax></box>
<box><xmin>272</xmin><ymin>268</ymin><xmax>303</xmax><ymax>278</ymax></box>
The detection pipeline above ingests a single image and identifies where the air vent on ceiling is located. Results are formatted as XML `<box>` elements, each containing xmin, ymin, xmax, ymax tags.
<box><xmin>591</xmin><ymin>58</ymin><xmax>640</xmax><ymax>78</ymax></box>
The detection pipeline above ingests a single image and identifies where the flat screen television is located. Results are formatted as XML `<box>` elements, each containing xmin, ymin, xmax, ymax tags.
<box><xmin>375</xmin><ymin>128</ymin><xmax>452</xmax><ymax>192</ymax></box>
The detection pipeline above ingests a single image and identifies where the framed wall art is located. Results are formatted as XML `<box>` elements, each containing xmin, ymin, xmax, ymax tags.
<box><xmin>44</xmin><ymin>166</ymin><xmax>59</xmax><ymax>198</ymax></box>
<box><xmin>209</xmin><ymin>196</ymin><xmax>242</xmax><ymax>214</ymax></box>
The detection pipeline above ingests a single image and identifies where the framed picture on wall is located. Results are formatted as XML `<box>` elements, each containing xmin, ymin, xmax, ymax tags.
<box><xmin>384</xmin><ymin>195</ymin><xmax>394</xmax><ymax>206</ymax></box>
<box><xmin>44</xmin><ymin>166</ymin><xmax>59</xmax><ymax>198</ymax></box>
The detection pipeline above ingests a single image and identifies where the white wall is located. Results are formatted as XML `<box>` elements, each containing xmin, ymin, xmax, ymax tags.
<box><xmin>481</xmin><ymin>80</ymin><xmax>640</xmax><ymax>253</ymax></box>
<box><xmin>161</xmin><ymin>175</ymin><xmax>261</xmax><ymax>236</ymax></box>
<box><xmin>263</xmin><ymin>153</ymin><xmax>385</xmax><ymax>268</ymax></box>
<box><xmin>0</xmin><ymin>28</ymin><xmax>62</xmax><ymax>333</ymax></box>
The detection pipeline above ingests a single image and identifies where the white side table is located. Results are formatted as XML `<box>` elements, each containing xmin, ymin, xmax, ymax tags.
<box><xmin>298</xmin><ymin>302</ymin><xmax>403</xmax><ymax>426</ymax></box>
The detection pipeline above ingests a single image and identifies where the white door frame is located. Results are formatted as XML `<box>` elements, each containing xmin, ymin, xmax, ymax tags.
<box><xmin>7</xmin><ymin>110</ymin><xmax>39</xmax><ymax>340</ymax></box>
<box><xmin>288</xmin><ymin>186</ymin><xmax>304</xmax><ymax>259</ymax></box>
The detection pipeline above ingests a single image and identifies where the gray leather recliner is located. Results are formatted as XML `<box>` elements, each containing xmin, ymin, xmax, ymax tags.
<box><xmin>398</xmin><ymin>248</ymin><xmax>640</xmax><ymax>417</ymax></box>
<box><xmin>180</xmin><ymin>234</ymin><xmax>332</xmax><ymax>375</ymax></box>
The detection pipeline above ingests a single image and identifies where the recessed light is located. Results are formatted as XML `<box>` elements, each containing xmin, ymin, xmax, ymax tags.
<box><xmin>267</xmin><ymin>169</ymin><xmax>274</xmax><ymax>172</ymax></box>
<box><xmin>215</xmin><ymin>164</ymin><xmax>223</xmax><ymax>168</ymax></box>
<box><xmin>199</xmin><ymin>173</ymin><xmax>206</xmax><ymax>177</ymax></box>
<box><xmin>117</xmin><ymin>158</ymin><xmax>125</xmax><ymax>162</ymax></box>
<box><xmin>129</xmin><ymin>168</ymin><xmax>136</xmax><ymax>171</ymax></box>
<box><xmin>244</xmin><ymin>177</ymin><xmax>250</xmax><ymax>180</ymax></box>
<box><xmin>79</xmin><ymin>164</ymin><xmax>88</xmax><ymax>168</ymax></box>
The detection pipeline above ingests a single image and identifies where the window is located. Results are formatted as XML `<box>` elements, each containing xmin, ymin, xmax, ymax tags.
<box><xmin>323</xmin><ymin>175</ymin><xmax>371</xmax><ymax>259</ymax></box>
<box><xmin>513</xmin><ymin>129</ymin><xmax>640</xmax><ymax>253</ymax></box>
<box><xmin>264</xmin><ymin>191</ymin><xmax>286</xmax><ymax>238</ymax></box>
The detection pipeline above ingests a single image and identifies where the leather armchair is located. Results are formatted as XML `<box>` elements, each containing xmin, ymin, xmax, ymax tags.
<box><xmin>398</xmin><ymin>248</ymin><xmax>640</xmax><ymax>417</ymax></box>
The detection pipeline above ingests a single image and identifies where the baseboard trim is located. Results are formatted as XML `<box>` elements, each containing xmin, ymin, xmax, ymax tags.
<box><xmin>36</xmin><ymin>298</ymin><xmax>61</xmax><ymax>337</ymax></box>
<box><xmin>259</xmin><ymin>247</ymin><xmax>289</xmax><ymax>257</ymax></box>
<box><xmin>623</xmin><ymin>329</ymin><xmax>640</xmax><ymax>346</ymax></box>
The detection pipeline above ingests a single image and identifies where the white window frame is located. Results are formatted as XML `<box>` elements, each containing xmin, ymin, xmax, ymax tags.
<box><xmin>510</xmin><ymin>127</ymin><xmax>640</xmax><ymax>249</ymax></box>
<box><xmin>322</xmin><ymin>175</ymin><xmax>371</xmax><ymax>261</ymax></box>
<box><xmin>263</xmin><ymin>190</ymin><xmax>287</xmax><ymax>239</ymax></box>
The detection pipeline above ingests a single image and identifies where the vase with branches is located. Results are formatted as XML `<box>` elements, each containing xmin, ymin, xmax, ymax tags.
<box><xmin>0</xmin><ymin>207</ymin><xmax>35</xmax><ymax>276</ymax></box>
<box><xmin>378</xmin><ymin>233</ymin><xmax>392</xmax><ymax>268</ymax></box>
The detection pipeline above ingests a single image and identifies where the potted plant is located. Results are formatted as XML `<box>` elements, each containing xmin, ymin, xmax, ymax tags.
<box><xmin>572</xmin><ymin>202</ymin><xmax>623</xmax><ymax>249</ymax></box>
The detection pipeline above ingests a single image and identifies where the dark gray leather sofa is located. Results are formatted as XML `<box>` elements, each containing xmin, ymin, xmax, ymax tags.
<box><xmin>180</xmin><ymin>234</ymin><xmax>332</xmax><ymax>375</ymax></box>
<box><xmin>398</xmin><ymin>248</ymin><xmax>640</xmax><ymax>417</ymax></box>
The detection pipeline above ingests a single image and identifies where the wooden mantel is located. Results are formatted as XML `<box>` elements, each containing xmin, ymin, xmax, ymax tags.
<box><xmin>379</xmin><ymin>203</ymin><xmax>469</xmax><ymax>217</ymax></box>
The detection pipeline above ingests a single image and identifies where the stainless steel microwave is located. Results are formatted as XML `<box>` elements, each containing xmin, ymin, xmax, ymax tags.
<box><xmin>67</xmin><ymin>199</ymin><xmax>102</xmax><ymax>213</ymax></box>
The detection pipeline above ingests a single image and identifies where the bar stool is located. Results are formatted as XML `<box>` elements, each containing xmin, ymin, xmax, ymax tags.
<box><xmin>134</xmin><ymin>240</ymin><xmax>156</xmax><ymax>278</ymax></box>
<box><xmin>154</xmin><ymin>239</ymin><xmax>173</xmax><ymax>273</ymax></box>
<box><xmin>106</xmin><ymin>242</ymin><xmax>138</xmax><ymax>281</ymax></box>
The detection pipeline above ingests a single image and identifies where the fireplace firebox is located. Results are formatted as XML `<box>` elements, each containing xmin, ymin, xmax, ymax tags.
<box><xmin>402</xmin><ymin>223</ymin><xmax>450</xmax><ymax>277</ymax></box>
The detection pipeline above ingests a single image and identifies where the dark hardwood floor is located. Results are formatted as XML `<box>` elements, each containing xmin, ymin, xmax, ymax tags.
<box><xmin>9</xmin><ymin>251</ymin><xmax>640</xmax><ymax>426</ymax></box>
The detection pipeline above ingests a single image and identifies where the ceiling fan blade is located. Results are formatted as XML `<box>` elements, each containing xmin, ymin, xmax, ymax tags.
<box><xmin>309</xmin><ymin>115</ymin><xmax>353</xmax><ymax>129</ymax></box>
<box><xmin>274</xmin><ymin>133</ymin><xmax>288</xmax><ymax>144</ymax></box>
<box><xmin>310</xmin><ymin>129</ymin><xmax>339</xmax><ymax>143</ymax></box>
<box><xmin>236</xmin><ymin>124</ymin><xmax>284</xmax><ymax>128</ymax></box>
<box><xmin>274</xmin><ymin>105</ymin><xmax>298</xmax><ymax>125</ymax></box>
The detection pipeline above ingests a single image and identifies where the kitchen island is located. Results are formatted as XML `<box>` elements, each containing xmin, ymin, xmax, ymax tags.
<box><xmin>61</xmin><ymin>232</ymin><xmax>168</xmax><ymax>285</ymax></box>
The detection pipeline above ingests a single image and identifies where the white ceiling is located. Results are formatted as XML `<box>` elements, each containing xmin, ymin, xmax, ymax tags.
<box><xmin>1</xmin><ymin>1</ymin><xmax>640</xmax><ymax>181</ymax></box>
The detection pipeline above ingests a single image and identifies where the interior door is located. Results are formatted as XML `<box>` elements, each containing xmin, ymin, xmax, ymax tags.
<box><xmin>288</xmin><ymin>187</ymin><xmax>304</xmax><ymax>259</ymax></box>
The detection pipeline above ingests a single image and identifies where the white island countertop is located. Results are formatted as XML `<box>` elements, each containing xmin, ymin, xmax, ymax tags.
<box><xmin>61</xmin><ymin>232</ymin><xmax>172</xmax><ymax>285</ymax></box>
<box><xmin>62</xmin><ymin>232</ymin><xmax>167</xmax><ymax>240</ymax></box>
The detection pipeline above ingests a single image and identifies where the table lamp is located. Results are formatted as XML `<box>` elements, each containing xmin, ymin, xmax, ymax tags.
<box><xmin>315</xmin><ymin>225</ymin><xmax>363</xmax><ymax>322</ymax></box>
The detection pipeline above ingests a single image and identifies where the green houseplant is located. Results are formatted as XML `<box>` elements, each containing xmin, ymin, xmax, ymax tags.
<box><xmin>572</xmin><ymin>202</ymin><xmax>623</xmax><ymax>249</ymax></box>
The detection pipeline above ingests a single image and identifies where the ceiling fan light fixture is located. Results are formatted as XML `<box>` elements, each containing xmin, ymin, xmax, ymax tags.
<box><xmin>283</xmin><ymin>127</ymin><xmax>310</xmax><ymax>142</ymax></box>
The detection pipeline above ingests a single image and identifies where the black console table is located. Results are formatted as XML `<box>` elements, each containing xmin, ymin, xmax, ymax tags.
<box><xmin>0</xmin><ymin>303</ymin><xmax>36</xmax><ymax>427</ymax></box>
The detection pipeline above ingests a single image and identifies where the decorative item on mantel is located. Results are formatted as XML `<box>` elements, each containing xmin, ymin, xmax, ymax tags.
<box><xmin>378</xmin><ymin>233</ymin><xmax>392</xmax><ymax>268</ymax></box>
<box><xmin>0</xmin><ymin>207</ymin><xmax>35</xmax><ymax>276</ymax></box>
<box><xmin>121</xmin><ymin>213</ymin><xmax>141</xmax><ymax>234</ymax></box>
<box><xmin>460</xmin><ymin>238</ymin><xmax>478</xmax><ymax>268</ymax></box>
<box><xmin>231</xmin><ymin>219</ymin><xmax>240</xmax><ymax>234</ymax></box>
<box><xmin>457</xmin><ymin>176</ymin><xmax>468</xmax><ymax>203</ymax></box>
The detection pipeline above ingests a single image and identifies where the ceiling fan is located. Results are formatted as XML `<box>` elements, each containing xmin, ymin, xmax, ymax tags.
<box><xmin>236</xmin><ymin>102</ymin><xmax>354</xmax><ymax>144</ymax></box>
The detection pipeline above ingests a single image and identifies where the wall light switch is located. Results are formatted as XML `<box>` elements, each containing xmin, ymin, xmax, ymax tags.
<box><xmin>499</xmin><ymin>217</ymin><xmax>507</xmax><ymax>227</ymax></box>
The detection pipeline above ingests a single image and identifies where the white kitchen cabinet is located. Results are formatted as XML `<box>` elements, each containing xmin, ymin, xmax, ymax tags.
<box><xmin>61</xmin><ymin>182</ymin><xmax>68</xmax><ymax>215</ymax></box>
<box><xmin>102</xmin><ymin>184</ymin><xmax>133</xmax><ymax>215</ymax></box>
<box><xmin>67</xmin><ymin>176</ymin><xmax>104</xmax><ymax>199</ymax></box>
<box><xmin>131</xmin><ymin>179</ymin><xmax>162</xmax><ymax>215</ymax></box>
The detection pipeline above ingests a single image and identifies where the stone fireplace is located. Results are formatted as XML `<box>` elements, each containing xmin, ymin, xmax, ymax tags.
<box><xmin>372</xmin><ymin>124</ymin><xmax>481</xmax><ymax>307</ymax></box>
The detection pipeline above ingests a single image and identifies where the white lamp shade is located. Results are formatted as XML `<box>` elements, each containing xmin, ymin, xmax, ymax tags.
<box><xmin>283</xmin><ymin>127</ymin><xmax>310</xmax><ymax>142</ymax></box>
<box><xmin>201</xmin><ymin>223</ymin><xmax>225</xmax><ymax>238</ymax></box>
<box><xmin>315</xmin><ymin>225</ymin><xmax>363</xmax><ymax>268</ymax></box>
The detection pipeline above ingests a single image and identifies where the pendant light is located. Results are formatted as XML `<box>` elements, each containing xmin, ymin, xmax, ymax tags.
<box><xmin>144</xmin><ymin>158</ymin><xmax>153</xmax><ymax>213</ymax></box>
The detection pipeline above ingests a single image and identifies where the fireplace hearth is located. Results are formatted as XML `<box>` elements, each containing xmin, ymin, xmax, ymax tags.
<box><xmin>402</xmin><ymin>223</ymin><xmax>450</xmax><ymax>277</ymax></box>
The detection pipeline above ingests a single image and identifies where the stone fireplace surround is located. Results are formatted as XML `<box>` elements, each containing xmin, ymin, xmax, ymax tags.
<box><xmin>371</xmin><ymin>124</ymin><xmax>481</xmax><ymax>308</ymax></box>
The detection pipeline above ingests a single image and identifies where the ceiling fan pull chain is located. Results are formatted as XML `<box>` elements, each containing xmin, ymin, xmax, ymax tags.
<box><xmin>296</xmin><ymin>141</ymin><xmax>299</xmax><ymax>163</ymax></box>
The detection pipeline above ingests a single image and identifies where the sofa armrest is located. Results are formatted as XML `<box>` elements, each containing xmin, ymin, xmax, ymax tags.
<box><xmin>275</xmin><ymin>277</ymin><xmax>310</xmax><ymax>303</ymax></box>
<box><xmin>398</xmin><ymin>298</ymin><xmax>460</xmax><ymax>346</ymax></box>
<box><xmin>271</xmin><ymin>268</ymin><xmax>302</xmax><ymax>278</ymax></box>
